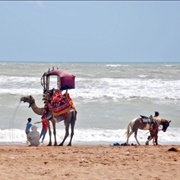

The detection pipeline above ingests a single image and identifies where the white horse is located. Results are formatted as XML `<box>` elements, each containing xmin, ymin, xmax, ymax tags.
<box><xmin>125</xmin><ymin>117</ymin><xmax>171</xmax><ymax>145</ymax></box>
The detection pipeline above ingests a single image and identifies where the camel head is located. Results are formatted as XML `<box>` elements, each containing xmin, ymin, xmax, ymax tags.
<box><xmin>20</xmin><ymin>95</ymin><xmax>35</xmax><ymax>108</ymax></box>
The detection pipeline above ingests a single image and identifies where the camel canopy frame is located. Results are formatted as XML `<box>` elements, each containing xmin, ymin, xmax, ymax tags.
<box><xmin>41</xmin><ymin>67</ymin><xmax>75</xmax><ymax>94</ymax></box>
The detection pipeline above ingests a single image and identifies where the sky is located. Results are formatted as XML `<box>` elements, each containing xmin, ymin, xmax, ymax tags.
<box><xmin>0</xmin><ymin>1</ymin><xmax>180</xmax><ymax>63</ymax></box>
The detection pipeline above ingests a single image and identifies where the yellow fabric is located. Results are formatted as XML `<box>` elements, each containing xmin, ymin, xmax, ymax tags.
<box><xmin>52</xmin><ymin>106</ymin><xmax>72</xmax><ymax>116</ymax></box>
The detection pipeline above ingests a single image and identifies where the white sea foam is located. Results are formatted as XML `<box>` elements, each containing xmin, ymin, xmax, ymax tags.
<box><xmin>138</xmin><ymin>74</ymin><xmax>148</xmax><ymax>78</ymax></box>
<box><xmin>1</xmin><ymin>76</ymin><xmax>180</xmax><ymax>104</ymax></box>
<box><xmin>106</xmin><ymin>64</ymin><xmax>122</xmax><ymax>67</ymax></box>
<box><xmin>0</xmin><ymin>128</ymin><xmax>179</xmax><ymax>145</ymax></box>
<box><xmin>74</xmin><ymin>78</ymin><xmax>180</xmax><ymax>104</ymax></box>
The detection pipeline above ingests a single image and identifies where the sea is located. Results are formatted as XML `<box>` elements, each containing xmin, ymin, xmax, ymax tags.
<box><xmin>0</xmin><ymin>62</ymin><xmax>180</xmax><ymax>145</ymax></box>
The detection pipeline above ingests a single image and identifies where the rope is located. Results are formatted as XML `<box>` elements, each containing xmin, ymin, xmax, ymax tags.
<box><xmin>9</xmin><ymin>101</ymin><xmax>21</xmax><ymax>145</ymax></box>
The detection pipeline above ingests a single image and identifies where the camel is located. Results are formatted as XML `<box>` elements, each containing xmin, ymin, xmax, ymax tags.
<box><xmin>125</xmin><ymin>117</ymin><xmax>171</xmax><ymax>145</ymax></box>
<box><xmin>20</xmin><ymin>95</ymin><xmax>77</xmax><ymax>146</ymax></box>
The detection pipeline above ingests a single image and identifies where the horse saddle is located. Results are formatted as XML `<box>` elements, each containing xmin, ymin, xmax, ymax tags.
<box><xmin>140</xmin><ymin>115</ymin><xmax>154</xmax><ymax>124</ymax></box>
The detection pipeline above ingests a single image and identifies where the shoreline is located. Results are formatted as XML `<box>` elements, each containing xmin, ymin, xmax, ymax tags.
<box><xmin>0</xmin><ymin>145</ymin><xmax>179</xmax><ymax>180</ymax></box>
<box><xmin>0</xmin><ymin>140</ymin><xmax>179</xmax><ymax>146</ymax></box>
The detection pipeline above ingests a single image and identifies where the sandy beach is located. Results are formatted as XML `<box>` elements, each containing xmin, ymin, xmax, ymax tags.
<box><xmin>0</xmin><ymin>144</ymin><xmax>179</xmax><ymax>180</ymax></box>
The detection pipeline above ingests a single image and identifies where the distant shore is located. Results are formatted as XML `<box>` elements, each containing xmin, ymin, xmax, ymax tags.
<box><xmin>0</xmin><ymin>144</ymin><xmax>179</xmax><ymax>180</ymax></box>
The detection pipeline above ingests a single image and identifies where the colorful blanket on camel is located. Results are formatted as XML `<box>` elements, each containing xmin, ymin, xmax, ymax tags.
<box><xmin>47</xmin><ymin>91</ymin><xmax>75</xmax><ymax>117</ymax></box>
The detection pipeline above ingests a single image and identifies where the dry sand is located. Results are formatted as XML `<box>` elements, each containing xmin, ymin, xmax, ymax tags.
<box><xmin>0</xmin><ymin>144</ymin><xmax>179</xmax><ymax>180</ymax></box>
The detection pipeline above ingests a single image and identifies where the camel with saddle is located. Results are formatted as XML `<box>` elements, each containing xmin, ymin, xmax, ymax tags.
<box><xmin>125</xmin><ymin>113</ymin><xmax>171</xmax><ymax>145</ymax></box>
<box><xmin>21</xmin><ymin>68</ymin><xmax>77</xmax><ymax>146</ymax></box>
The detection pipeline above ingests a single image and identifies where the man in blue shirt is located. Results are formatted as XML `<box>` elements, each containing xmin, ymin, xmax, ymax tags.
<box><xmin>25</xmin><ymin>118</ymin><xmax>32</xmax><ymax>142</ymax></box>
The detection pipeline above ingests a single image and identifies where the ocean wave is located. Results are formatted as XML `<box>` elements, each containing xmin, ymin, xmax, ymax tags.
<box><xmin>1</xmin><ymin>77</ymin><xmax>180</xmax><ymax>104</ymax></box>
<box><xmin>75</xmin><ymin>78</ymin><xmax>180</xmax><ymax>102</ymax></box>
<box><xmin>106</xmin><ymin>64</ymin><xmax>129</xmax><ymax>67</ymax></box>
<box><xmin>138</xmin><ymin>74</ymin><xmax>148</xmax><ymax>78</ymax></box>
<box><xmin>0</xmin><ymin>128</ymin><xmax>179</xmax><ymax>145</ymax></box>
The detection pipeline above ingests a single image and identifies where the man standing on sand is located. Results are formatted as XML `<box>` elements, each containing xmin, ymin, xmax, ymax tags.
<box><xmin>25</xmin><ymin>118</ymin><xmax>32</xmax><ymax>142</ymax></box>
<box><xmin>35</xmin><ymin>118</ymin><xmax>48</xmax><ymax>143</ymax></box>
<box><xmin>150</xmin><ymin>111</ymin><xmax>160</xmax><ymax>130</ymax></box>
<box><xmin>154</xmin><ymin>111</ymin><xmax>159</xmax><ymax>118</ymax></box>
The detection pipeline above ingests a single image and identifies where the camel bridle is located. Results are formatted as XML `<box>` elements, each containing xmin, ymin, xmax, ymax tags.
<box><xmin>28</xmin><ymin>96</ymin><xmax>35</xmax><ymax>108</ymax></box>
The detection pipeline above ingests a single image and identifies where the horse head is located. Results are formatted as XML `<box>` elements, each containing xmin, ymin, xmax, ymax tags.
<box><xmin>20</xmin><ymin>95</ymin><xmax>35</xmax><ymax>108</ymax></box>
<box><xmin>161</xmin><ymin>119</ymin><xmax>171</xmax><ymax>132</ymax></box>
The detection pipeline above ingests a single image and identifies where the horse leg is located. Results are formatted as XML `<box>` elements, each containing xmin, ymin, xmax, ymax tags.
<box><xmin>134</xmin><ymin>131</ymin><xmax>140</xmax><ymax>145</ymax></box>
<box><xmin>59</xmin><ymin>122</ymin><xmax>69</xmax><ymax>146</ymax></box>
<box><xmin>126</xmin><ymin>123</ymin><xmax>134</xmax><ymax>145</ymax></box>
<box><xmin>126</xmin><ymin>131</ymin><xmax>134</xmax><ymax>145</ymax></box>
<box><xmin>67</xmin><ymin>114</ymin><xmax>76</xmax><ymax>146</ymax></box>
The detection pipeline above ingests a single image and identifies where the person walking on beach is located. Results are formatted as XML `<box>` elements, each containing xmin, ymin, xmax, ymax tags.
<box><xmin>154</xmin><ymin>111</ymin><xmax>159</xmax><ymax>118</ymax></box>
<box><xmin>28</xmin><ymin>125</ymin><xmax>40</xmax><ymax>146</ymax></box>
<box><xmin>35</xmin><ymin>118</ymin><xmax>48</xmax><ymax>143</ymax></box>
<box><xmin>150</xmin><ymin>111</ymin><xmax>160</xmax><ymax>130</ymax></box>
<box><xmin>25</xmin><ymin>118</ymin><xmax>32</xmax><ymax>142</ymax></box>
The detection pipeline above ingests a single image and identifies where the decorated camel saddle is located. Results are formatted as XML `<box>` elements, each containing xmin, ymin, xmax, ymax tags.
<box><xmin>41</xmin><ymin>68</ymin><xmax>76</xmax><ymax>122</ymax></box>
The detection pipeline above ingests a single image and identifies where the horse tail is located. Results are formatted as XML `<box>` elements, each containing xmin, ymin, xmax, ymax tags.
<box><xmin>125</xmin><ymin>122</ymin><xmax>131</xmax><ymax>137</ymax></box>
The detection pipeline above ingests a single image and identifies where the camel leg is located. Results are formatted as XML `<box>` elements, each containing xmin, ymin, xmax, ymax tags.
<box><xmin>134</xmin><ymin>131</ymin><xmax>141</xmax><ymax>145</ymax></box>
<box><xmin>47</xmin><ymin>121</ymin><xmax>52</xmax><ymax>146</ymax></box>
<box><xmin>67</xmin><ymin>116</ymin><xmax>75</xmax><ymax>146</ymax></box>
<box><xmin>59</xmin><ymin>124</ymin><xmax>69</xmax><ymax>146</ymax></box>
<box><xmin>52</xmin><ymin>121</ymin><xmax>57</xmax><ymax>146</ymax></box>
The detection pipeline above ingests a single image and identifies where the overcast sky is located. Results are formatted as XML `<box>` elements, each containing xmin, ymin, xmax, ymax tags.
<box><xmin>0</xmin><ymin>1</ymin><xmax>180</xmax><ymax>63</ymax></box>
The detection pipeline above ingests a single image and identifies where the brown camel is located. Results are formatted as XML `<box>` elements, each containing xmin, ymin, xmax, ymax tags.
<box><xmin>125</xmin><ymin>117</ymin><xmax>171</xmax><ymax>145</ymax></box>
<box><xmin>20</xmin><ymin>95</ymin><xmax>77</xmax><ymax>146</ymax></box>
